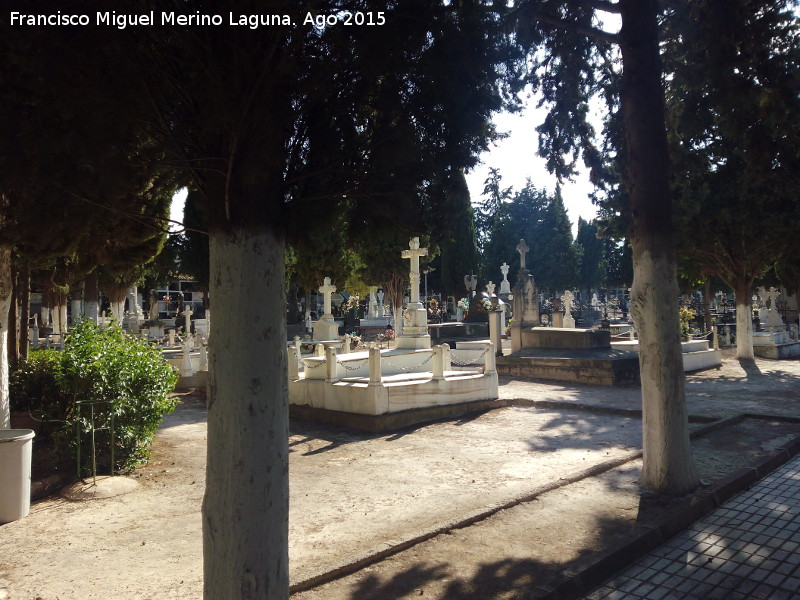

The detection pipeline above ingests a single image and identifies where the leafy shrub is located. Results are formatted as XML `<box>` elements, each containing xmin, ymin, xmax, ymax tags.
<box><xmin>9</xmin><ymin>349</ymin><xmax>63</xmax><ymax>415</ymax></box>
<box><xmin>10</xmin><ymin>320</ymin><xmax>178</xmax><ymax>474</ymax></box>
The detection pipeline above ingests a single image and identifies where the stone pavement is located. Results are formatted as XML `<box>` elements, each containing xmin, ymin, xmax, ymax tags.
<box><xmin>584</xmin><ymin>454</ymin><xmax>800</xmax><ymax>600</ymax></box>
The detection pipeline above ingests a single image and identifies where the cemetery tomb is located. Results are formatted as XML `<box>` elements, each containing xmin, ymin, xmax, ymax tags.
<box><xmin>288</xmin><ymin>238</ymin><xmax>499</xmax><ymax>430</ymax></box>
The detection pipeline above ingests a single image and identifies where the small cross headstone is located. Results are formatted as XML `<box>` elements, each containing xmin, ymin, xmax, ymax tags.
<box><xmin>486</xmin><ymin>281</ymin><xmax>496</xmax><ymax>296</ymax></box>
<box><xmin>499</xmin><ymin>263</ymin><xmax>511</xmax><ymax>294</ymax></box>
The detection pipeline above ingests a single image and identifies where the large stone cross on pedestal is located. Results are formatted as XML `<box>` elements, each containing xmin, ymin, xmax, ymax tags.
<box><xmin>401</xmin><ymin>237</ymin><xmax>428</xmax><ymax>305</ymax></box>
<box><xmin>319</xmin><ymin>277</ymin><xmax>336</xmax><ymax>317</ymax></box>
<box><xmin>516</xmin><ymin>239</ymin><xmax>529</xmax><ymax>270</ymax></box>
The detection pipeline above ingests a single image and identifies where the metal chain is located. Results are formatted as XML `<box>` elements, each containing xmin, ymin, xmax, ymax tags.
<box><xmin>336</xmin><ymin>358</ymin><xmax>369</xmax><ymax>371</ymax></box>
<box><xmin>450</xmin><ymin>348</ymin><xmax>489</xmax><ymax>367</ymax></box>
<box><xmin>383</xmin><ymin>352</ymin><xmax>434</xmax><ymax>372</ymax></box>
<box><xmin>299</xmin><ymin>359</ymin><xmax>326</xmax><ymax>369</ymax></box>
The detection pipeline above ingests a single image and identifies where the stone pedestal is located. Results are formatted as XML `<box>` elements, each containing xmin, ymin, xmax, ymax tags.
<box><xmin>395</xmin><ymin>304</ymin><xmax>431</xmax><ymax>349</ymax></box>
<box><xmin>313</xmin><ymin>316</ymin><xmax>340</xmax><ymax>341</ymax></box>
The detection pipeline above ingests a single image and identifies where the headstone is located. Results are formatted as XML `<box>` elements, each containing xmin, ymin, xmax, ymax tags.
<box><xmin>194</xmin><ymin>318</ymin><xmax>208</xmax><ymax>337</ymax></box>
<box><xmin>181</xmin><ymin>341</ymin><xmax>194</xmax><ymax>377</ymax></box>
<box><xmin>562</xmin><ymin>290</ymin><xmax>576</xmax><ymax>328</ymax></box>
<box><xmin>168</xmin><ymin>329</ymin><xmax>176</xmax><ymax>347</ymax></box>
<box><xmin>313</xmin><ymin>277</ymin><xmax>340</xmax><ymax>341</ymax></box>
<box><xmin>376</xmin><ymin>289</ymin><xmax>385</xmax><ymax>316</ymax></box>
<box><xmin>486</xmin><ymin>281</ymin><xmax>496</xmax><ymax>296</ymax></box>
<box><xmin>499</xmin><ymin>263</ymin><xmax>511</xmax><ymax>294</ymax></box>
<box><xmin>766</xmin><ymin>287</ymin><xmax>784</xmax><ymax>329</ymax></box>
<box><xmin>523</xmin><ymin>277</ymin><xmax>538</xmax><ymax>323</ymax></box>
<box><xmin>551</xmin><ymin>297</ymin><xmax>564</xmax><ymax>328</ymax></box>
<box><xmin>368</xmin><ymin>291</ymin><xmax>379</xmax><ymax>319</ymax></box>
<box><xmin>395</xmin><ymin>237</ymin><xmax>431</xmax><ymax>349</ymax></box>
<box><xmin>464</xmin><ymin>273</ymin><xmax>478</xmax><ymax>298</ymax></box>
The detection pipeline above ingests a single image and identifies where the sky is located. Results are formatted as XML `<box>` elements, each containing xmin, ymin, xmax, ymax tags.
<box><xmin>463</xmin><ymin>103</ymin><xmax>599</xmax><ymax>236</ymax></box>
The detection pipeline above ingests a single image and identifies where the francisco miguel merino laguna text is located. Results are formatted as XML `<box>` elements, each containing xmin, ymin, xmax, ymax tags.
<box><xmin>9</xmin><ymin>11</ymin><xmax>387</xmax><ymax>29</ymax></box>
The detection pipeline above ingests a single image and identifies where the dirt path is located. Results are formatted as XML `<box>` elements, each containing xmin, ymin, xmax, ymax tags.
<box><xmin>0</xmin><ymin>356</ymin><xmax>798</xmax><ymax>600</ymax></box>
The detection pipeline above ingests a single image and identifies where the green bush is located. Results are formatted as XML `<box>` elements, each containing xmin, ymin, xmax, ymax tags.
<box><xmin>10</xmin><ymin>320</ymin><xmax>178</xmax><ymax>474</ymax></box>
<box><xmin>9</xmin><ymin>349</ymin><xmax>68</xmax><ymax>443</ymax></box>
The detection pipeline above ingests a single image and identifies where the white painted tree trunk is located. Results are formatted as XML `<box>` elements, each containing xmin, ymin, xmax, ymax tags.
<box><xmin>203</xmin><ymin>227</ymin><xmax>289</xmax><ymax>599</ymax></box>
<box><xmin>110</xmin><ymin>300</ymin><xmax>125</xmax><ymax>324</ymax></box>
<box><xmin>735</xmin><ymin>295</ymin><xmax>755</xmax><ymax>360</ymax></box>
<box><xmin>51</xmin><ymin>303</ymin><xmax>68</xmax><ymax>335</ymax></box>
<box><xmin>621</xmin><ymin>0</ymin><xmax>698</xmax><ymax>495</ymax></box>
<box><xmin>631</xmin><ymin>248</ymin><xmax>698</xmax><ymax>494</ymax></box>
<box><xmin>0</xmin><ymin>246</ymin><xmax>12</xmax><ymax>429</ymax></box>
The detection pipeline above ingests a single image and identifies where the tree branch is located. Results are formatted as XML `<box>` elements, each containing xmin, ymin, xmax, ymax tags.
<box><xmin>529</xmin><ymin>11</ymin><xmax>619</xmax><ymax>45</ymax></box>
<box><xmin>585</xmin><ymin>0</ymin><xmax>621</xmax><ymax>14</ymax></box>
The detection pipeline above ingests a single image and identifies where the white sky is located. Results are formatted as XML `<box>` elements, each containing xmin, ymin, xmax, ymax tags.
<box><xmin>464</xmin><ymin>104</ymin><xmax>599</xmax><ymax>236</ymax></box>
<box><xmin>169</xmin><ymin>187</ymin><xmax>187</xmax><ymax>232</ymax></box>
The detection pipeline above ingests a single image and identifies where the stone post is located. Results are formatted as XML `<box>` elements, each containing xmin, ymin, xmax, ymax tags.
<box><xmin>199</xmin><ymin>344</ymin><xmax>208</xmax><ymax>371</ymax></box>
<box><xmin>484</xmin><ymin>342</ymin><xmax>497</xmax><ymax>375</ymax></box>
<box><xmin>288</xmin><ymin>346</ymin><xmax>299</xmax><ymax>380</ymax></box>
<box><xmin>325</xmin><ymin>346</ymin><xmax>338</xmax><ymax>383</ymax></box>
<box><xmin>368</xmin><ymin>346</ymin><xmax>382</xmax><ymax>384</ymax></box>
<box><xmin>432</xmin><ymin>345</ymin><xmax>445</xmax><ymax>380</ymax></box>
<box><xmin>488</xmin><ymin>299</ymin><xmax>504</xmax><ymax>357</ymax></box>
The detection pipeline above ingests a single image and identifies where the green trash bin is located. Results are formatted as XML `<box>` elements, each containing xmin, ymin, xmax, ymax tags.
<box><xmin>0</xmin><ymin>429</ymin><xmax>35</xmax><ymax>524</ymax></box>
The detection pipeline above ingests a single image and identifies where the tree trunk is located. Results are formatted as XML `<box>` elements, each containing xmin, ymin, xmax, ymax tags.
<box><xmin>85</xmin><ymin>271</ymin><xmax>100</xmax><ymax>324</ymax></box>
<box><xmin>734</xmin><ymin>280</ymin><xmax>755</xmax><ymax>359</ymax></box>
<box><xmin>702</xmin><ymin>277</ymin><xmax>712</xmax><ymax>333</ymax></box>
<box><xmin>19</xmin><ymin>262</ymin><xmax>30</xmax><ymax>360</ymax></box>
<box><xmin>0</xmin><ymin>246</ymin><xmax>12</xmax><ymax>429</ymax></box>
<box><xmin>620</xmin><ymin>0</ymin><xmax>698</xmax><ymax>494</ymax></box>
<box><xmin>203</xmin><ymin>225</ymin><xmax>289</xmax><ymax>599</ymax></box>
<box><xmin>7</xmin><ymin>262</ymin><xmax>18</xmax><ymax>365</ymax></box>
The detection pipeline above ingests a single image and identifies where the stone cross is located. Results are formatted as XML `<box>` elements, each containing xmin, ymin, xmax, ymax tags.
<box><xmin>561</xmin><ymin>290</ymin><xmax>574</xmax><ymax>318</ymax></box>
<box><xmin>767</xmin><ymin>287</ymin><xmax>780</xmax><ymax>309</ymax></box>
<box><xmin>516</xmin><ymin>239</ymin><xmax>529</xmax><ymax>270</ymax></box>
<box><xmin>376</xmin><ymin>289</ymin><xmax>384</xmax><ymax>315</ymax></box>
<box><xmin>319</xmin><ymin>276</ymin><xmax>337</xmax><ymax>316</ymax></box>
<box><xmin>401</xmin><ymin>237</ymin><xmax>428</xmax><ymax>304</ymax></box>
<box><xmin>486</xmin><ymin>281</ymin><xmax>496</xmax><ymax>296</ymax></box>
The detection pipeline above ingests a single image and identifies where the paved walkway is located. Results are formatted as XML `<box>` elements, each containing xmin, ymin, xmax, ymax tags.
<box><xmin>585</xmin><ymin>454</ymin><xmax>800</xmax><ymax>600</ymax></box>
